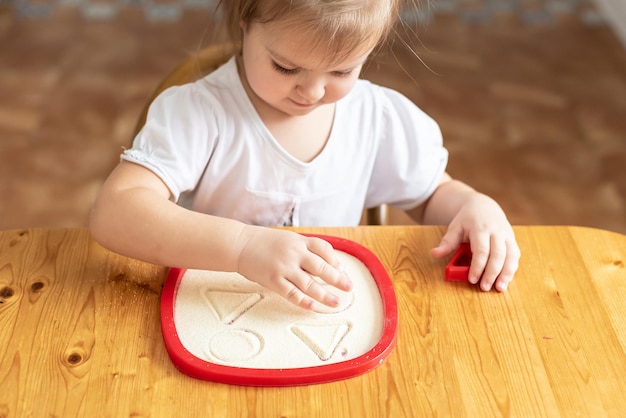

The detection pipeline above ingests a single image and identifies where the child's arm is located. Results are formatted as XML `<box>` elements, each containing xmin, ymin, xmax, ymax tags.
<box><xmin>406</xmin><ymin>173</ymin><xmax>520</xmax><ymax>292</ymax></box>
<box><xmin>89</xmin><ymin>161</ymin><xmax>352</xmax><ymax>309</ymax></box>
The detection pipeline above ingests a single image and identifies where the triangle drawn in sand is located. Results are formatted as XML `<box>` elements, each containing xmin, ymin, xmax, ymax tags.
<box><xmin>291</xmin><ymin>322</ymin><xmax>351</xmax><ymax>361</ymax></box>
<box><xmin>203</xmin><ymin>289</ymin><xmax>262</xmax><ymax>325</ymax></box>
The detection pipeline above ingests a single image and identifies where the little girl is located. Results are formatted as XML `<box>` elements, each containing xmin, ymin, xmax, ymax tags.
<box><xmin>90</xmin><ymin>0</ymin><xmax>520</xmax><ymax>310</ymax></box>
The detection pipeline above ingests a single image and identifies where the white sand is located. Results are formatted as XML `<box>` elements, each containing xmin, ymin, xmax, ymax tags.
<box><xmin>173</xmin><ymin>251</ymin><xmax>385</xmax><ymax>369</ymax></box>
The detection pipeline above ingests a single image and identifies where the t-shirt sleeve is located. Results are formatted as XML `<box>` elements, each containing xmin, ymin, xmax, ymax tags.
<box><xmin>366</xmin><ymin>86</ymin><xmax>449</xmax><ymax>210</ymax></box>
<box><xmin>121</xmin><ymin>84</ymin><xmax>219</xmax><ymax>201</ymax></box>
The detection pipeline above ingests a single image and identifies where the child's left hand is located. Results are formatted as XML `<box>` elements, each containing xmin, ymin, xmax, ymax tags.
<box><xmin>430</xmin><ymin>193</ymin><xmax>520</xmax><ymax>292</ymax></box>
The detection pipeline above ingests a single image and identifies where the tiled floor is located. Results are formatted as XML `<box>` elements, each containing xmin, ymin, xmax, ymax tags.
<box><xmin>1</xmin><ymin>3</ymin><xmax>625</xmax><ymax>234</ymax></box>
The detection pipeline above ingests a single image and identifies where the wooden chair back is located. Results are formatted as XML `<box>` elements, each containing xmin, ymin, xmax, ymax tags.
<box><xmin>133</xmin><ymin>43</ymin><xmax>237</xmax><ymax>136</ymax></box>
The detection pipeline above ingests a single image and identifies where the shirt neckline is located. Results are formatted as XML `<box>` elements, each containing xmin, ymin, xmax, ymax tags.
<box><xmin>227</xmin><ymin>57</ymin><xmax>342</xmax><ymax>169</ymax></box>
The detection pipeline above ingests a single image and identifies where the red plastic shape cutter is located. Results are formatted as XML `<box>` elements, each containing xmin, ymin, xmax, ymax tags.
<box><xmin>445</xmin><ymin>243</ymin><xmax>472</xmax><ymax>281</ymax></box>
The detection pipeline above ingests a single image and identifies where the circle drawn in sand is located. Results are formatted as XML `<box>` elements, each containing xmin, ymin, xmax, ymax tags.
<box><xmin>208</xmin><ymin>329</ymin><xmax>263</xmax><ymax>362</ymax></box>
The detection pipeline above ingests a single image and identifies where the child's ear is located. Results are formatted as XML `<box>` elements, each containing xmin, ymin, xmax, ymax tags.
<box><xmin>240</xmin><ymin>19</ymin><xmax>247</xmax><ymax>32</ymax></box>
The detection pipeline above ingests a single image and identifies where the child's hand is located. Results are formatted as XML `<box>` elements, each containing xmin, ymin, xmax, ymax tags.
<box><xmin>430</xmin><ymin>194</ymin><xmax>520</xmax><ymax>292</ymax></box>
<box><xmin>235</xmin><ymin>227</ymin><xmax>353</xmax><ymax>310</ymax></box>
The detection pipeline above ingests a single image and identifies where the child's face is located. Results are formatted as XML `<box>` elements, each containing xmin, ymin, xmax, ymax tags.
<box><xmin>240</xmin><ymin>21</ymin><xmax>372</xmax><ymax>117</ymax></box>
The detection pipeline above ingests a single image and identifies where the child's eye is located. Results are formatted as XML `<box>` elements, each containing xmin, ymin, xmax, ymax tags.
<box><xmin>333</xmin><ymin>70</ymin><xmax>353</xmax><ymax>78</ymax></box>
<box><xmin>272</xmin><ymin>61</ymin><xmax>299</xmax><ymax>75</ymax></box>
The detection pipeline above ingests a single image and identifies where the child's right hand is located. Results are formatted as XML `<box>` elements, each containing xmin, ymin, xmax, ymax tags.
<box><xmin>235</xmin><ymin>226</ymin><xmax>353</xmax><ymax>310</ymax></box>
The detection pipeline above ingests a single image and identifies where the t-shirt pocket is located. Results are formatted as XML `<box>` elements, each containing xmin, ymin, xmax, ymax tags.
<box><xmin>232</xmin><ymin>187</ymin><xmax>363</xmax><ymax>227</ymax></box>
<box><xmin>231</xmin><ymin>190</ymin><xmax>300</xmax><ymax>227</ymax></box>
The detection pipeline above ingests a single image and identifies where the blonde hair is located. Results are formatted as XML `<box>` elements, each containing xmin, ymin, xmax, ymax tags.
<box><xmin>213</xmin><ymin>0</ymin><xmax>402</xmax><ymax>65</ymax></box>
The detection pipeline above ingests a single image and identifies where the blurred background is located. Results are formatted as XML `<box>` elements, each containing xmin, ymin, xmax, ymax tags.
<box><xmin>0</xmin><ymin>0</ymin><xmax>625</xmax><ymax>234</ymax></box>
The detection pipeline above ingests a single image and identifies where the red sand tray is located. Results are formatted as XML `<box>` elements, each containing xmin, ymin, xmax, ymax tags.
<box><xmin>160</xmin><ymin>234</ymin><xmax>398</xmax><ymax>387</ymax></box>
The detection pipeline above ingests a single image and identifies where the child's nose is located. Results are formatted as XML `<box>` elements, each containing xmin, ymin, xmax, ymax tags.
<box><xmin>296</xmin><ymin>76</ymin><xmax>325</xmax><ymax>102</ymax></box>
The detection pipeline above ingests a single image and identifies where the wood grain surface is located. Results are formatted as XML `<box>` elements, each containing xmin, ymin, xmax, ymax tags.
<box><xmin>0</xmin><ymin>226</ymin><xmax>625</xmax><ymax>417</ymax></box>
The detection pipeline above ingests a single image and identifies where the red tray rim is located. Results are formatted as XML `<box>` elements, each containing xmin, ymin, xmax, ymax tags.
<box><xmin>160</xmin><ymin>234</ymin><xmax>398</xmax><ymax>386</ymax></box>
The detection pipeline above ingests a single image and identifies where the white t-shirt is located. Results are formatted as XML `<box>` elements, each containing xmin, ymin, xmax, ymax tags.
<box><xmin>123</xmin><ymin>57</ymin><xmax>448</xmax><ymax>226</ymax></box>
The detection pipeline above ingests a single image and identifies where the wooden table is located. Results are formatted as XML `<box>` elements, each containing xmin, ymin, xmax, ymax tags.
<box><xmin>1</xmin><ymin>226</ymin><xmax>625</xmax><ymax>417</ymax></box>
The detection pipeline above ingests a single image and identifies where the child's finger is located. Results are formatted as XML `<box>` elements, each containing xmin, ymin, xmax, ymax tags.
<box><xmin>494</xmin><ymin>241</ymin><xmax>520</xmax><ymax>292</ymax></box>
<box><xmin>282</xmin><ymin>271</ymin><xmax>339</xmax><ymax>309</ymax></box>
<box><xmin>431</xmin><ymin>227</ymin><xmax>464</xmax><ymax>258</ymax></box>
<box><xmin>467</xmin><ymin>233</ymin><xmax>491</xmax><ymax>284</ymax></box>
<box><xmin>305</xmin><ymin>236</ymin><xmax>339</xmax><ymax>265</ymax></box>
<box><xmin>301</xmin><ymin>254</ymin><xmax>352</xmax><ymax>293</ymax></box>
<box><xmin>477</xmin><ymin>237</ymin><xmax>507</xmax><ymax>291</ymax></box>
<box><xmin>304</xmin><ymin>238</ymin><xmax>352</xmax><ymax>291</ymax></box>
